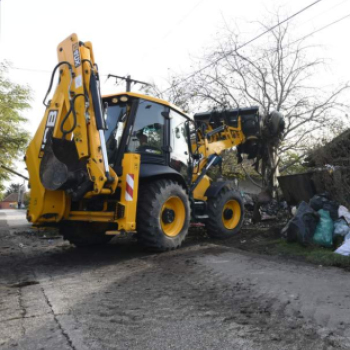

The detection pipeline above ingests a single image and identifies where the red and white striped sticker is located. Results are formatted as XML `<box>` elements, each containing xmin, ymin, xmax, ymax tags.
<box><xmin>125</xmin><ymin>174</ymin><xmax>134</xmax><ymax>201</ymax></box>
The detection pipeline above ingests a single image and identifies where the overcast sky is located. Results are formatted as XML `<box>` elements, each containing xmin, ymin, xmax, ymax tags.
<box><xmin>1</xmin><ymin>0</ymin><xmax>350</xmax><ymax>183</ymax></box>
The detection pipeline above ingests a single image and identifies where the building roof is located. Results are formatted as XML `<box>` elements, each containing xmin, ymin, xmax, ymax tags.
<box><xmin>1</xmin><ymin>193</ymin><xmax>18</xmax><ymax>202</ymax></box>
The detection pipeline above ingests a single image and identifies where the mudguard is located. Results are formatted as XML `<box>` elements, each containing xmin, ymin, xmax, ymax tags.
<box><xmin>205</xmin><ymin>181</ymin><xmax>235</xmax><ymax>198</ymax></box>
<box><xmin>140</xmin><ymin>164</ymin><xmax>187</xmax><ymax>189</ymax></box>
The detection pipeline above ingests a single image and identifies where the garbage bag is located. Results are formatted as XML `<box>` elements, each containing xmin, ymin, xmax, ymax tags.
<box><xmin>309</xmin><ymin>193</ymin><xmax>339</xmax><ymax>221</ymax></box>
<box><xmin>334</xmin><ymin>239</ymin><xmax>350</xmax><ymax>256</ymax></box>
<box><xmin>260</xmin><ymin>199</ymin><xmax>280</xmax><ymax>221</ymax></box>
<box><xmin>279</xmin><ymin>201</ymin><xmax>288</xmax><ymax>210</ymax></box>
<box><xmin>313</xmin><ymin>209</ymin><xmax>333</xmax><ymax>248</ymax></box>
<box><xmin>261</xmin><ymin>200</ymin><xmax>279</xmax><ymax>215</ymax></box>
<box><xmin>338</xmin><ymin>205</ymin><xmax>350</xmax><ymax>225</ymax></box>
<box><xmin>333</xmin><ymin>219</ymin><xmax>350</xmax><ymax>237</ymax></box>
<box><xmin>323</xmin><ymin>201</ymin><xmax>339</xmax><ymax>221</ymax></box>
<box><xmin>286</xmin><ymin>201</ymin><xmax>319</xmax><ymax>245</ymax></box>
<box><xmin>309</xmin><ymin>192</ymin><xmax>330</xmax><ymax>211</ymax></box>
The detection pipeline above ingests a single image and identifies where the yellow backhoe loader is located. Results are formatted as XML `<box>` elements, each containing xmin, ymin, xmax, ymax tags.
<box><xmin>25</xmin><ymin>34</ymin><xmax>284</xmax><ymax>249</ymax></box>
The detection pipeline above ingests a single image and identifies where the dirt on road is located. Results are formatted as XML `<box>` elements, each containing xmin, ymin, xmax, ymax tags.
<box><xmin>1</xmin><ymin>210</ymin><xmax>350</xmax><ymax>350</ymax></box>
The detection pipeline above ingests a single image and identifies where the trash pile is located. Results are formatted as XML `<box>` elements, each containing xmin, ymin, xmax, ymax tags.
<box><xmin>282</xmin><ymin>192</ymin><xmax>350</xmax><ymax>256</ymax></box>
<box><xmin>243</xmin><ymin>192</ymin><xmax>289</xmax><ymax>223</ymax></box>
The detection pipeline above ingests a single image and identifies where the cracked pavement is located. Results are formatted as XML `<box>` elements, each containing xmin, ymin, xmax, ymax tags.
<box><xmin>1</xmin><ymin>209</ymin><xmax>350</xmax><ymax>349</ymax></box>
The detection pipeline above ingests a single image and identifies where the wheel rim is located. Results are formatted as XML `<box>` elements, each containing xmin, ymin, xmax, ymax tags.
<box><xmin>222</xmin><ymin>200</ymin><xmax>241</xmax><ymax>230</ymax></box>
<box><xmin>161</xmin><ymin>196</ymin><xmax>186</xmax><ymax>237</ymax></box>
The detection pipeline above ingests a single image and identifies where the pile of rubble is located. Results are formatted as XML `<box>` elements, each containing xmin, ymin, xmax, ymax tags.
<box><xmin>281</xmin><ymin>192</ymin><xmax>350</xmax><ymax>256</ymax></box>
<box><xmin>304</xmin><ymin>129</ymin><xmax>350</xmax><ymax>208</ymax></box>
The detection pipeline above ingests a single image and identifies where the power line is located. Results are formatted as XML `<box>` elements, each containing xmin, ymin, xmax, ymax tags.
<box><xmin>157</xmin><ymin>0</ymin><xmax>206</xmax><ymax>43</ymax></box>
<box><xmin>159</xmin><ymin>10</ymin><xmax>350</xmax><ymax>100</ymax></box>
<box><xmin>225</xmin><ymin>0</ymin><xmax>324</xmax><ymax>55</ymax></box>
<box><xmin>298</xmin><ymin>0</ymin><xmax>349</xmax><ymax>27</ymax></box>
<box><xmin>1</xmin><ymin>64</ymin><xmax>112</xmax><ymax>77</ymax></box>
<box><xmin>140</xmin><ymin>0</ymin><xmax>206</xmax><ymax>62</ymax></box>
<box><xmin>1</xmin><ymin>64</ymin><xmax>51</xmax><ymax>74</ymax></box>
<box><xmin>156</xmin><ymin>0</ymin><xmax>325</xmax><ymax>96</ymax></box>
<box><xmin>242</xmin><ymin>11</ymin><xmax>350</xmax><ymax>68</ymax></box>
<box><xmin>5</xmin><ymin>9</ymin><xmax>347</xmax><ymax>100</ymax></box>
<box><xmin>1</xmin><ymin>0</ymin><xmax>335</xmax><ymax>97</ymax></box>
<box><xmin>290</xmin><ymin>12</ymin><xmax>350</xmax><ymax>44</ymax></box>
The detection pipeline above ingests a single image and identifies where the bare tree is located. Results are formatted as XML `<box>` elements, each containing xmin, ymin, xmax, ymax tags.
<box><xmin>153</xmin><ymin>13</ymin><xmax>349</xmax><ymax>196</ymax></box>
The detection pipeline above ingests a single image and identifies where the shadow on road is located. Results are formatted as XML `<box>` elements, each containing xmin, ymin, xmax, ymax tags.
<box><xmin>3</xmin><ymin>226</ymin><xmax>212</xmax><ymax>281</ymax></box>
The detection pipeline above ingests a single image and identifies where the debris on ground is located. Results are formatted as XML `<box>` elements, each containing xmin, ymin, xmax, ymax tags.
<box><xmin>13</xmin><ymin>226</ymin><xmax>60</xmax><ymax>238</ymax></box>
<box><xmin>278</xmin><ymin>190</ymin><xmax>350</xmax><ymax>256</ymax></box>
<box><xmin>243</xmin><ymin>189</ymin><xmax>289</xmax><ymax>224</ymax></box>
<box><xmin>260</xmin><ymin>200</ymin><xmax>281</xmax><ymax>221</ymax></box>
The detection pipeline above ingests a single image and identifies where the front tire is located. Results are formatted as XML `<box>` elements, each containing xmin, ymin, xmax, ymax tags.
<box><xmin>136</xmin><ymin>179</ymin><xmax>190</xmax><ymax>250</ymax></box>
<box><xmin>206</xmin><ymin>186</ymin><xmax>244</xmax><ymax>239</ymax></box>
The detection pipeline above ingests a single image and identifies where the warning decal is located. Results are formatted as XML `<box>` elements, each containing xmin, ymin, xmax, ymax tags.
<box><xmin>39</xmin><ymin>110</ymin><xmax>58</xmax><ymax>156</ymax></box>
<box><xmin>72</xmin><ymin>42</ymin><xmax>81</xmax><ymax>68</ymax></box>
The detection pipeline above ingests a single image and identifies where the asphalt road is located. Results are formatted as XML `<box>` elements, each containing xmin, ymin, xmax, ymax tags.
<box><xmin>1</xmin><ymin>210</ymin><xmax>350</xmax><ymax>349</ymax></box>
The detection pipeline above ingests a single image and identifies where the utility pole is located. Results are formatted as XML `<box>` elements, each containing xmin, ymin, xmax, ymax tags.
<box><xmin>126</xmin><ymin>75</ymin><xmax>132</xmax><ymax>92</ymax></box>
<box><xmin>107</xmin><ymin>74</ymin><xmax>151</xmax><ymax>92</ymax></box>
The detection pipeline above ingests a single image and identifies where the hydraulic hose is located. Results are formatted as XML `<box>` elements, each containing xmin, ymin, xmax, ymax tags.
<box><xmin>60</xmin><ymin>93</ymin><xmax>86</xmax><ymax>139</ymax></box>
<box><xmin>43</xmin><ymin>61</ymin><xmax>73</xmax><ymax>107</ymax></box>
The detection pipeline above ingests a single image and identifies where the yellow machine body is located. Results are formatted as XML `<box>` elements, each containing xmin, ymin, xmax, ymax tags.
<box><xmin>25</xmin><ymin>34</ymin><xmax>279</xmax><ymax>249</ymax></box>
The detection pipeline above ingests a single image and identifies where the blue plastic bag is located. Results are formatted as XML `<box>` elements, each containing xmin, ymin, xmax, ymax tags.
<box><xmin>313</xmin><ymin>209</ymin><xmax>334</xmax><ymax>248</ymax></box>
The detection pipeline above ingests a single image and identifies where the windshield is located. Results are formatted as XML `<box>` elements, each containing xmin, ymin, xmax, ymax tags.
<box><xmin>105</xmin><ymin>103</ymin><xmax>128</xmax><ymax>164</ymax></box>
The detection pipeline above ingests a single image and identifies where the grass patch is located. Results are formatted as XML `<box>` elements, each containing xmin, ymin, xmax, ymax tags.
<box><xmin>270</xmin><ymin>240</ymin><xmax>350</xmax><ymax>268</ymax></box>
<box><xmin>210</xmin><ymin>225</ymin><xmax>350</xmax><ymax>269</ymax></box>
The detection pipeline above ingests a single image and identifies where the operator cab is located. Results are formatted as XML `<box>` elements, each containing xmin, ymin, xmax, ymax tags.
<box><xmin>102</xmin><ymin>93</ymin><xmax>195</xmax><ymax>183</ymax></box>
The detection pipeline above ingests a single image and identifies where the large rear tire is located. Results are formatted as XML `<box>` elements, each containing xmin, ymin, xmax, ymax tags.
<box><xmin>136</xmin><ymin>179</ymin><xmax>190</xmax><ymax>250</ymax></box>
<box><xmin>59</xmin><ymin>221</ymin><xmax>112</xmax><ymax>247</ymax></box>
<box><xmin>206</xmin><ymin>186</ymin><xmax>244</xmax><ymax>239</ymax></box>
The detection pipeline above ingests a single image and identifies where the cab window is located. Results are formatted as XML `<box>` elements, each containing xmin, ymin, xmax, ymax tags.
<box><xmin>127</xmin><ymin>100</ymin><xmax>168</xmax><ymax>156</ymax></box>
<box><xmin>170</xmin><ymin>110</ymin><xmax>190</xmax><ymax>175</ymax></box>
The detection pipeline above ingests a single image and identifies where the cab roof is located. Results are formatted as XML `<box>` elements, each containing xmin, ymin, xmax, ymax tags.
<box><xmin>102</xmin><ymin>91</ymin><xmax>191</xmax><ymax>119</ymax></box>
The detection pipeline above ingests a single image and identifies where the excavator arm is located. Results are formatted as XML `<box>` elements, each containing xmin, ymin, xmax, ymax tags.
<box><xmin>190</xmin><ymin>106</ymin><xmax>284</xmax><ymax>201</ymax></box>
<box><xmin>26</xmin><ymin>34</ymin><xmax>118</xmax><ymax>223</ymax></box>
